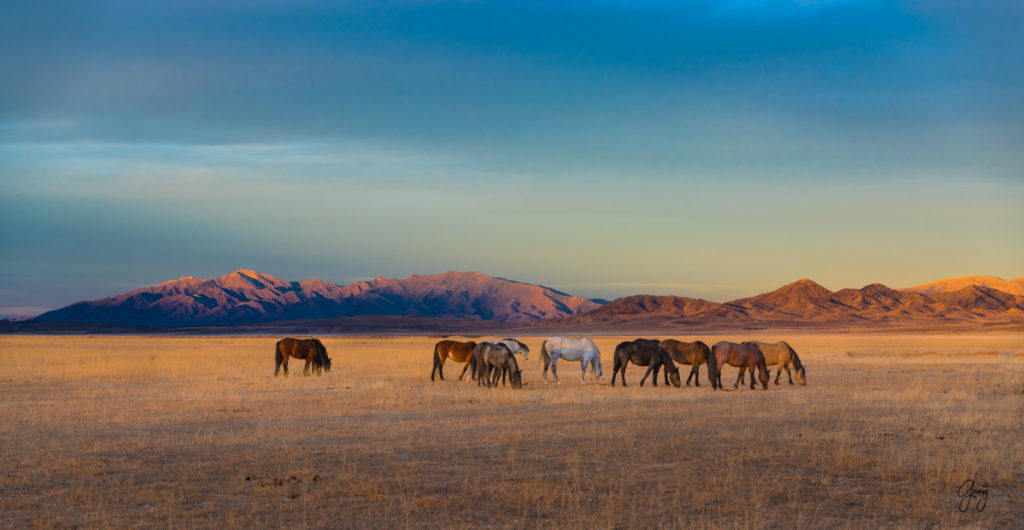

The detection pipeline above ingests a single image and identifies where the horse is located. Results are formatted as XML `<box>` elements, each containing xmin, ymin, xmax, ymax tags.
<box><xmin>474</xmin><ymin>342</ymin><xmax>522</xmax><ymax>389</ymax></box>
<box><xmin>431</xmin><ymin>340</ymin><xmax>478</xmax><ymax>381</ymax></box>
<box><xmin>659</xmin><ymin>339</ymin><xmax>718</xmax><ymax>387</ymax></box>
<box><xmin>479</xmin><ymin>338</ymin><xmax>530</xmax><ymax>385</ymax></box>
<box><xmin>611</xmin><ymin>338</ymin><xmax>681</xmax><ymax>388</ymax></box>
<box><xmin>275</xmin><ymin>338</ymin><xmax>332</xmax><ymax>377</ymax></box>
<box><xmin>747</xmin><ymin>341</ymin><xmax>806</xmax><ymax>386</ymax></box>
<box><xmin>710</xmin><ymin>341</ymin><xmax>769</xmax><ymax>390</ymax></box>
<box><xmin>539</xmin><ymin>337</ymin><xmax>603</xmax><ymax>384</ymax></box>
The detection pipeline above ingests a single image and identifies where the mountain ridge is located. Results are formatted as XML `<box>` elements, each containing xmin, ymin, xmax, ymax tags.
<box><xmin>33</xmin><ymin>270</ymin><xmax>602</xmax><ymax>327</ymax></box>
<box><xmin>555</xmin><ymin>277</ymin><xmax>1024</xmax><ymax>328</ymax></box>
<box><xmin>24</xmin><ymin>272</ymin><xmax>1024</xmax><ymax>330</ymax></box>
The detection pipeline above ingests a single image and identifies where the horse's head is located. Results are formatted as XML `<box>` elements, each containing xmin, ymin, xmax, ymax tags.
<box><xmin>517</xmin><ymin>340</ymin><xmax>530</xmax><ymax>360</ymax></box>
<box><xmin>796</xmin><ymin>365</ymin><xmax>806</xmax><ymax>385</ymax></box>
<box><xmin>666</xmin><ymin>364</ymin><xmax>682</xmax><ymax>388</ymax></box>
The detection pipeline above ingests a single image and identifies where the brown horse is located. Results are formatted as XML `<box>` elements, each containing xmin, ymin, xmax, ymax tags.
<box><xmin>660</xmin><ymin>339</ymin><xmax>718</xmax><ymax>387</ymax></box>
<box><xmin>737</xmin><ymin>341</ymin><xmax>807</xmax><ymax>386</ymax></box>
<box><xmin>275</xmin><ymin>338</ymin><xmax>331</xmax><ymax>377</ymax></box>
<box><xmin>431</xmin><ymin>340</ymin><xmax>478</xmax><ymax>381</ymax></box>
<box><xmin>711</xmin><ymin>341</ymin><xmax>768</xmax><ymax>390</ymax></box>
<box><xmin>612</xmin><ymin>338</ymin><xmax>681</xmax><ymax>388</ymax></box>
<box><xmin>474</xmin><ymin>342</ymin><xmax>523</xmax><ymax>389</ymax></box>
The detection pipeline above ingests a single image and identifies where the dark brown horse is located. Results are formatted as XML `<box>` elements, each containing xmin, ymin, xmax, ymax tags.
<box><xmin>660</xmin><ymin>339</ymin><xmax>718</xmax><ymax>387</ymax></box>
<box><xmin>431</xmin><ymin>340</ymin><xmax>478</xmax><ymax>381</ymax></box>
<box><xmin>612</xmin><ymin>338</ymin><xmax>681</xmax><ymax>388</ymax></box>
<box><xmin>275</xmin><ymin>338</ymin><xmax>331</xmax><ymax>377</ymax></box>
<box><xmin>711</xmin><ymin>341</ymin><xmax>768</xmax><ymax>390</ymax></box>
<box><xmin>474</xmin><ymin>342</ymin><xmax>522</xmax><ymax>389</ymax></box>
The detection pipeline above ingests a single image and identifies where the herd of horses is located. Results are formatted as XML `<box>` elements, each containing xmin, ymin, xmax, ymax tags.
<box><xmin>431</xmin><ymin>336</ymin><xmax>805</xmax><ymax>390</ymax></box>
<box><xmin>274</xmin><ymin>336</ymin><xmax>806</xmax><ymax>391</ymax></box>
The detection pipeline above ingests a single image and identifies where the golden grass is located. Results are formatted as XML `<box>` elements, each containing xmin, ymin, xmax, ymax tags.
<box><xmin>1</xmin><ymin>333</ymin><xmax>1022</xmax><ymax>528</ymax></box>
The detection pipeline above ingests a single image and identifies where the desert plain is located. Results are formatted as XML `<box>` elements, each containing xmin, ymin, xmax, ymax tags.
<box><xmin>1</xmin><ymin>333</ymin><xmax>1022</xmax><ymax>528</ymax></box>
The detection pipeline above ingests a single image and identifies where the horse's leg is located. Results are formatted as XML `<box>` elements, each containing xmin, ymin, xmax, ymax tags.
<box><xmin>275</xmin><ymin>349</ymin><xmax>283</xmax><ymax>377</ymax></box>
<box><xmin>750</xmin><ymin>365</ymin><xmax>757</xmax><ymax>389</ymax></box>
<box><xmin>733</xmin><ymin>366</ymin><xmax>743</xmax><ymax>389</ymax></box>
<box><xmin>550</xmin><ymin>357</ymin><xmax>560</xmax><ymax>384</ymax></box>
<box><xmin>579</xmin><ymin>360</ymin><xmax>587</xmax><ymax>385</ymax></box>
<box><xmin>282</xmin><ymin>355</ymin><xmax>289</xmax><ymax>377</ymax></box>
<box><xmin>783</xmin><ymin>362</ymin><xmax>793</xmax><ymax>385</ymax></box>
<box><xmin>691</xmin><ymin>365</ymin><xmax>700</xmax><ymax>387</ymax></box>
<box><xmin>640</xmin><ymin>364</ymin><xmax>655</xmax><ymax>387</ymax></box>
<box><xmin>303</xmin><ymin>359</ymin><xmax>311</xmax><ymax>376</ymax></box>
<box><xmin>459</xmin><ymin>359</ymin><xmax>473</xmax><ymax>382</ymax></box>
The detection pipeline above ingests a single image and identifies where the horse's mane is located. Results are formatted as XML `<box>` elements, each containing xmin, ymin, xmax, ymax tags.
<box><xmin>309</xmin><ymin>338</ymin><xmax>329</xmax><ymax>367</ymax></box>
<box><xmin>784</xmin><ymin>342</ymin><xmax>803</xmax><ymax>369</ymax></box>
<box><xmin>506</xmin><ymin>350</ymin><xmax>520</xmax><ymax>371</ymax></box>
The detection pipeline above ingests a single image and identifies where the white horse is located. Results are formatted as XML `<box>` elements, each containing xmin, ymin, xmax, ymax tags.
<box><xmin>540</xmin><ymin>337</ymin><xmax>603</xmax><ymax>384</ymax></box>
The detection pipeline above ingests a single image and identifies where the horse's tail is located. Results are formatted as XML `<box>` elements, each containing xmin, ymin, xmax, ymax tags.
<box><xmin>540</xmin><ymin>339</ymin><xmax>552</xmax><ymax>370</ymax></box>
<box><xmin>612</xmin><ymin>342</ymin><xmax>624</xmax><ymax>371</ymax></box>
<box><xmin>432</xmin><ymin>343</ymin><xmax>442</xmax><ymax>381</ymax></box>
<box><xmin>274</xmin><ymin>340</ymin><xmax>285</xmax><ymax>376</ymax></box>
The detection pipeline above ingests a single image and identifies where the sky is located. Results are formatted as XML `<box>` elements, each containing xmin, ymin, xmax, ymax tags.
<box><xmin>1</xmin><ymin>0</ymin><xmax>1022</xmax><ymax>317</ymax></box>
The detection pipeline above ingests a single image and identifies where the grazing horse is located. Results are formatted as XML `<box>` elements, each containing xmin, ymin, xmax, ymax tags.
<box><xmin>431</xmin><ymin>340</ymin><xmax>479</xmax><ymax>381</ymax></box>
<box><xmin>711</xmin><ymin>341</ymin><xmax>768</xmax><ymax>390</ymax></box>
<box><xmin>479</xmin><ymin>338</ymin><xmax>530</xmax><ymax>385</ymax></box>
<box><xmin>481</xmin><ymin>338</ymin><xmax>530</xmax><ymax>360</ymax></box>
<box><xmin>660</xmin><ymin>339</ymin><xmax>718</xmax><ymax>387</ymax></box>
<box><xmin>275</xmin><ymin>338</ymin><xmax>332</xmax><ymax>377</ymax></box>
<box><xmin>749</xmin><ymin>341</ymin><xmax>806</xmax><ymax>386</ymax></box>
<box><xmin>612</xmin><ymin>338</ymin><xmax>681</xmax><ymax>388</ymax></box>
<box><xmin>539</xmin><ymin>337</ymin><xmax>603</xmax><ymax>384</ymax></box>
<box><xmin>474</xmin><ymin>342</ymin><xmax>523</xmax><ymax>389</ymax></box>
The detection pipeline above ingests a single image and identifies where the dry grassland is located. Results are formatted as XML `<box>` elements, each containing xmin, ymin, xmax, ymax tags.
<box><xmin>1</xmin><ymin>333</ymin><xmax>1022</xmax><ymax>528</ymax></box>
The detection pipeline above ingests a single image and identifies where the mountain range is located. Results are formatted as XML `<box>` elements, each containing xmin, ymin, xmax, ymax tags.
<box><xmin>31</xmin><ymin>270</ymin><xmax>600</xmax><ymax>327</ymax></box>
<box><xmin>19</xmin><ymin>271</ymin><xmax>1024</xmax><ymax>331</ymax></box>
<box><xmin>564</xmin><ymin>278</ymin><xmax>1024</xmax><ymax>328</ymax></box>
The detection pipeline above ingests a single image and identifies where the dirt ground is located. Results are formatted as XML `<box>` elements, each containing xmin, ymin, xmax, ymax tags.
<box><xmin>1</xmin><ymin>333</ymin><xmax>1021</xmax><ymax>528</ymax></box>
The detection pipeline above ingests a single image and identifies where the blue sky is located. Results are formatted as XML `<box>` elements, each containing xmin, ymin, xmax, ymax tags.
<box><xmin>1</xmin><ymin>1</ymin><xmax>1022</xmax><ymax>317</ymax></box>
